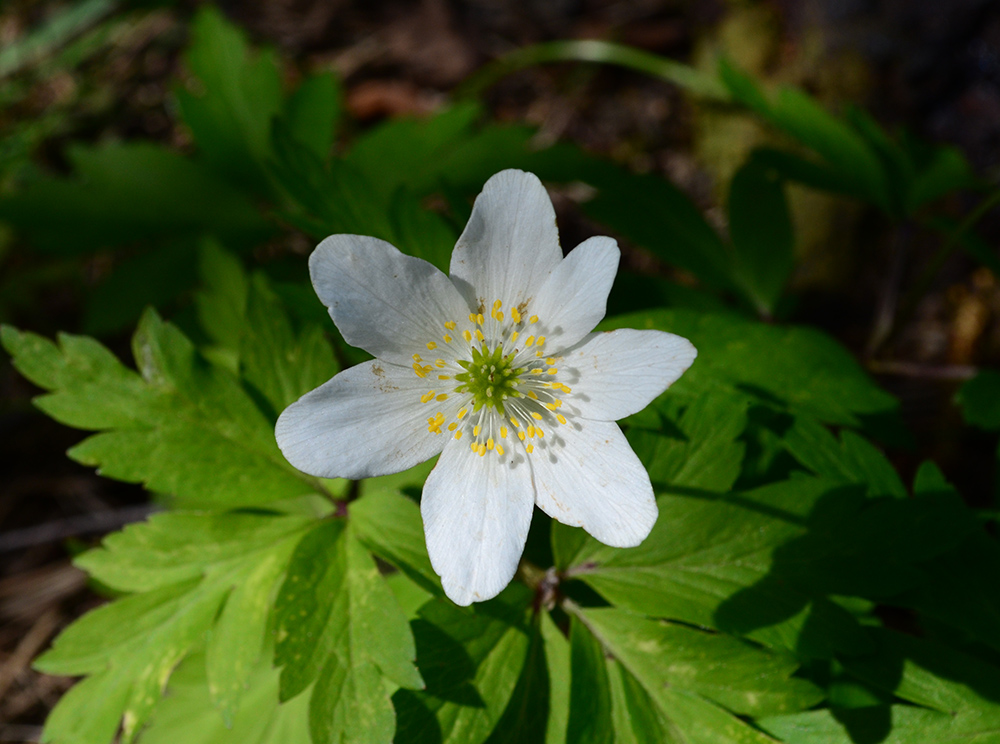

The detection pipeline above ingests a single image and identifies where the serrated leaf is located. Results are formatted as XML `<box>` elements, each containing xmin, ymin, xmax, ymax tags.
<box><xmin>176</xmin><ymin>6</ymin><xmax>283</xmax><ymax>195</ymax></box>
<box><xmin>393</xmin><ymin>586</ymin><xmax>533</xmax><ymax>744</ymax></box>
<box><xmin>37</xmin><ymin>512</ymin><xmax>310</xmax><ymax>742</ymax></box>
<box><xmin>0</xmin><ymin>142</ymin><xmax>271</xmax><ymax>254</ymax></box>
<box><xmin>602</xmin><ymin>309</ymin><xmax>897</xmax><ymax>427</ymax></box>
<box><xmin>273</xmin><ymin>520</ymin><xmax>422</xmax><ymax>744</ymax></box>
<box><xmin>140</xmin><ymin>652</ymin><xmax>312</xmax><ymax>744</ymax></box>
<box><xmin>284</xmin><ymin>72</ymin><xmax>341</xmax><ymax>161</ymax></box>
<box><xmin>350</xmin><ymin>487</ymin><xmax>442</xmax><ymax>596</ymax></box>
<box><xmin>571</xmin><ymin>608</ymin><xmax>791</xmax><ymax>744</ymax></box>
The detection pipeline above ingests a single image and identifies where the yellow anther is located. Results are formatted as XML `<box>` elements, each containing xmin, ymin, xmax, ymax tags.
<box><xmin>426</xmin><ymin>341</ymin><xmax>437</xmax><ymax>350</ymax></box>
<box><xmin>470</xmin><ymin>442</ymin><xmax>477</xmax><ymax>452</ymax></box>
<box><xmin>469</xmin><ymin>313</ymin><xmax>478</xmax><ymax>324</ymax></box>
<box><xmin>412</xmin><ymin>354</ymin><xmax>422</xmax><ymax>362</ymax></box>
<box><xmin>511</xmin><ymin>307</ymin><xmax>521</xmax><ymax>323</ymax></box>
<box><xmin>473</xmin><ymin>425</ymin><xmax>481</xmax><ymax>436</ymax></box>
<box><xmin>435</xmin><ymin>359</ymin><xmax>446</xmax><ymax>367</ymax></box>
<box><xmin>475</xmin><ymin>329</ymin><xmax>485</xmax><ymax>342</ymax></box>
<box><xmin>530</xmin><ymin>369</ymin><xmax>544</xmax><ymax>375</ymax></box>
<box><xmin>511</xmin><ymin>331</ymin><xmax>519</xmax><ymax>342</ymax></box>
<box><xmin>545</xmin><ymin>402</ymin><xmax>557</xmax><ymax>410</ymax></box>
<box><xmin>518</xmin><ymin>431</ymin><xmax>526</xmax><ymax>441</ymax></box>
<box><xmin>536</xmin><ymin>336</ymin><xmax>546</xmax><ymax>347</ymax></box>
<box><xmin>547</xmin><ymin>368</ymin><xmax>558</xmax><ymax>375</ymax></box>
<box><xmin>536</xmin><ymin>350</ymin><xmax>544</xmax><ymax>357</ymax></box>
<box><xmin>527</xmin><ymin>426</ymin><xmax>536</xmax><ymax>438</ymax></box>
<box><xmin>510</xmin><ymin>418</ymin><xmax>520</xmax><ymax>427</ymax></box>
<box><xmin>443</xmin><ymin>335</ymin><xmax>452</xmax><ymax>343</ymax></box>
<box><xmin>444</xmin><ymin>321</ymin><xmax>457</xmax><ymax>330</ymax></box>
<box><xmin>448</xmin><ymin>422</ymin><xmax>458</xmax><ymax>431</ymax></box>
<box><xmin>478</xmin><ymin>444</ymin><xmax>487</xmax><ymax>457</ymax></box>
<box><xmin>525</xmin><ymin>336</ymin><xmax>535</xmax><ymax>347</ymax></box>
<box><xmin>457</xmin><ymin>408</ymin><xmax>468</xmax><ymax>419</ymax></box>
<box><xmin>455</xmin><ymin>430</ymin><xmax>463</xmax><ymax>440</ymax></box>
<box><xmin>438</xmin><ymin>374</ymin><xmax>451</xmax><ymax>380</ymax></box>
<box><xmin>463</xmin><ymin>330</ymin><xmax>472</xmax><ymax>342</ymax></box>
<box><xmin>496</xmin><ymin>311</ymin><xmax>504</xmax><ymax>322</ymax></box>
<box><xmin>531</xmin><ymin>412</ymin><xmax>543</xmax><ymax>420</ymax></box>
<box><xmin>436</xmin><ymin>393</ymin><xmax>449</xmax><ymax>402</ymax></box>
<box><xmin>413</xmin><ymin>363</ymin><xmax>428</xmax><ymax>378</ymax></box>
<box><xmin>527</xmin><ymin>391</ymin><xmax>538</xmax><ymax>399</ymax></box>
<box><xmin>493</xmin><ymin>299</ymin><xmax>502</xmax><ymax>310</ymax></box>
<box><xmin>529</xmin><ymin>315</ymin><xmax>539</xmax><ymax>324</ymax></box>
<box><xmin>420</xmin><ymin>390</ymin><xmax>436</xmax><ymax>403</ymax></box>
<box><xmin>487</xmin><ymin>438</ymin><xmax>495</xmax><ymax>451</ymax></box>
<box><xmin>500</xmin><ymin>426</ymin><xmax>508</xmax><ymax>438</ymax></box>
<box><xmin>536</xmin><ymin>428</ymin><xmax>545</xmax><ymax>438</ymax></box>
<box><xmin>557</xmin><ymin>414</ymin><xmax>567</xmax><ymax>425</ymax></box>
<box><xmin>496</xmin><ymin>443</ymin><xmax>505</xmax><ymax>456</ymax></box>
<box><xmin>526</xmin><ymin>443</ymin><xmax>534</xmax><ymax>454</ymax></box>
<box><xmin>477</xmin><ymin>313</ymin><xmax>485</xmax><ymax>325</ymax></box>
<box><xmin>546</xmin><ymin>357</ymin><xmax>556</xmax><ymax>365</ymax></box>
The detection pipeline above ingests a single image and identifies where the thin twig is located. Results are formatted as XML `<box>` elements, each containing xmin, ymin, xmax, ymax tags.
<box><xmin>0</xmin><ymin>504</ymin><xmax>155</xmax><ymax>553</ymax></box>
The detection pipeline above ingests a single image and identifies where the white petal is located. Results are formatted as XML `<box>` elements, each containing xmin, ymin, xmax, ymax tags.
<box><xmin>310</xmin><ymin>235</ymin><xmax>469</xmax><ymax>365</ymax></box>
<box><xmin>275</xmin><ymin>360</ymin><xmax>445</xmax><ymax>480</ymax></box>
<box><xmin>530</xmin><ymin>419</ymin><xmax>657</xmax><ymax>547</ymax></box>
<box><xmin>561</xmin><ymin>329</ymin><xmax>697</xmax><ymax>422</ymax></box>
<box><xmin>422</xmin><ymin>441</ymin><xmax>535</xmax><ymax>605</ymax></box>
<box><xmin>450</xmin><ymin>170</ymin><xmax>561</xmax><ymax>310</ymax></box>
<box><xmin>529</xmin><ymin>236</ymin><xmax>619</xmax><ymax>351</ymax></box>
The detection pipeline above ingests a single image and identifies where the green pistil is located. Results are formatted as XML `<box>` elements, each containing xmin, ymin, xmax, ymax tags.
<box><xmin>454</xmin><ymin>345</ymin><xmax>522</xmax><ymax>415</ymax></box>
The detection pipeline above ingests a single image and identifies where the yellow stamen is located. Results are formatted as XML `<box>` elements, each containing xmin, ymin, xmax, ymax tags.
<box><xmin>529</xmin><ymin>315</ymin><xmax>539</xmax><ymax>324</ymax></box>
<box><xmin>438</xmin><ymin>375</ymin><xmax>451</xmax><ymax>380</ymax></box>
<box><xmin>531</xmin><ymin>412</ymin><xmax>543</xmax><ymax>420</ymax></box>
<box><xmin>557</xmin><ymin>414</ymin><xmax>567</xmax><ymax>425</ymax></box>
<box><xmin>496</xmin><ymin>311</ymin><xmax>504</xmax><ymax>322</ymax></box>
<box><xmin>518</xmin><ymin>431</ymin><xmax>526</xmax><ymax>441</ymax></box>
<box><xmin>420</xmin><ymin>390</ymin><xmax>436</xmax><ymax>403</ymax></box>
<box><xmin>536</xmin><ymin>428</ymin><xmax>545</xmax><ymax>438</ymax></box>
<box><xmin>436</xmin><ymin>393</ymin><xmax>448</xmax><ymax>402</ymax></box>
<box><xmin>536</xmin><ymin>336</ymin><xmax>546</xmax><ymax>347</ymax></box>
<box><xmin>493</xmin><ymin>299</ymin><xmax>502</xmax><ymax>310</ymax></box>
<box><xmin>455</xmin><ymin>430</ymin><xmax>463</xmax><ymax>440</ymax></box>
<box><xmin>444</xmin><ymin>321</ymin><xmax>456</xmax><ymax>330</ymax></box>
<box><xmin>511</xmin><ymin>307</ymin><xmax>521</xmax><ymax>323</ymax></box>
<box><xmin>473</xmin><ymin>425</ymin><xmax>481</xmax><ymax>436</ymax></box>
<box><xmin>525</xmin><ymin>336</ymin><xmax>535</xmax><ymax>347</ymax></box>
<box><xmin>426</xmin><ymin>341</ymin><xmax>437</xmax><ymax>350</ymax></box>
<box><xmin>478</xmin><ymin>444</ymin><xmax>487</xmax><ymax>457</ymax></box>
<box><xmin>435</xmin><ymin>359</ymin><xmax>446</xmax><ymax>367</ymax></box>
<box><xmin>510</xmin><ymin>418</ymin><xmax>520</xmax><ymax>427</ymax></box>
<box><xmin>448</xmin><ymin>422</ymin><xmax>458</xmax><ymax>431</ymax></box>
<box><xmin>477</xmin><ymin>313</ymin><xmax>485</xmax><ymax>325</ymax></box>
<box><xmin>511</xmin><ymin>331</ymin><xmax>520</xmax><ymax>343</ymax></box>
<box><xmin>546</xmin><ymin>357</ymin><xmax>556</xmax><ymax>365</ymax></box>
<box><xmin>457</xmin><ymin>408</ymin><xmax>468</xmax><ymax>419</ymax></box>
<box><xmin>412</xmin><ymin>354</ymin><xmax>422</xmax><ymax>362</ymax></box>
<box><xmin>469</xmin><ymin>313</ymin><xmax>478</xmax><ymax>324</ymax></box>
<box><xmin>547</xmin><ymin>368</ymin><xmax>558</xmax><ymax>375</ymax></box>
<box><xmin>526</xmin><ymin>443</ymin><xmax>534</xmax><ymax>454</ymax></box>
<box><xmin>487</xmin><ymin>438</ymin><xmax>495</xmax><ymax>451</ymax></box>
<box><xmin>443</xmin><ymin>335</ymin><xmax>452</xmax><ymax>343</ymax></box>
<box><xmin>527</xmin><ymin>391</ymin><xmax>538</xmax><ymax>400</ymax></box>
<box><xmin>527</xmin><ymin>426</ymin><xmax>536</xmax><ymax>438</ymax></box>
<box><xmin>463</xmin><ymin>330</ymin><xmax>472</xmax><ymax>342</ymax></box>
<box><xmin>496</xmin><ymin>443</ymin><xmax>505</xmax><ymax>456</ymax></box>
<box><xmin>475</xmin><ymin>329</ymin><xmax>485</xmax><ymax>342</ymax></box>
<box><xmin>413</xmin><ymin>363</ymin><xmax>428</xmax><ymax>378</ymax></box>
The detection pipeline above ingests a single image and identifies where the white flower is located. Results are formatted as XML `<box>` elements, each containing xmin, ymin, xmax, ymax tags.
<box><xmin>275</xmin><ymin>169</ymin><xmax>697</xmax><ymax>605</ymax></box>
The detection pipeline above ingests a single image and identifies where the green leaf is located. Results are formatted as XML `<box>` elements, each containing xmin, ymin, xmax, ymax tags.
<box><xmin>719</xmin><ymin>59</ymin><xmax>890</xmax><ymax>211</ymax></box>
<box><xmin>579</xmin><ymin>607</ymin><xmax>823</xmax><ymax>717</ymax></box>
<box><xmin>783</xmin><ymin>417</ymin><xmax>907</xmax><ymax>498</ymax></box>
<box><xmin>566</xmin><ymin>615</ymin><xmax>614</xmax><ymax>744</ymax></box>
<box><xmin>0</xmin><ymin>142</ymin><xmax>270</xmax><ymax>254</ymax></box>
<box><xmin>350</xmin><ymin>487</ymin><xmax>442</xmax><ymax>596</ymax></box>
<box><xmin>393</xmin><ymin>586</ymin><xmax>533</xmax><ymax>744</ymax></box>
<box><xmin>907</xmin><ymin>145</ymin><xmax>976</xmax><ymax>212</ymax></box>
<box><xmin>602</xmin><ymin>309</ymin><xmax>897</xmax><ymax>427</ymax></box>
<box><xmin>195</xmin><ymin>238</ymin><xmax>249</xmax><ymax>371</ymax></box>
<box><xmin>572</xmin><ymin>607</ymin><xmax>797</xmax><ymax>744</ymax></box>
<box><xmin>2</xmin><ymin>314</ymin><xmax>316</xmax><ymax>509</ymax></box>
<box><xmin>37</xmin><ymin>510</ymin><xmax>307</xmax><ymax>743</ymax></box>
<box><xmin>284</xmin><ymin>72</ymin><xmax>341</xmax><ymax>161</ymax></box>
<box><xmin>727</xmin><ymin>152</ymin><xmax>795</xmax><ymax>315</ymax></box>
<box><xmin>581</xmin><ymin>164</ymin><xmax>735</xmax><ymax>291</ymax></box>
<box><xmin>273</xmin><ymin>521</ymin><xmax>422</xmax><ymax>744</ymax></box>
<box><xmin>539</xmin><ymin>612</ymin><xmax>570</xmax><ymax>744</ymax></box>
<box><xmin>957</xmin><ymin>370</ymin><xmax>1000</xmax><ymax>431</ymax></box>
<box><xmin>176</xmin><ymin>6</ymin><xmax>283</xmax><ymax>195</ymax></box>
<box><xmin>140</xmin><ymin>651</ymin><xmax>312</xmax><ymax>744</ymax></box>
<box><xmin>484</xmin><ymin>618</ymin><xmax>550</xmax><ymax>744</ymax></box>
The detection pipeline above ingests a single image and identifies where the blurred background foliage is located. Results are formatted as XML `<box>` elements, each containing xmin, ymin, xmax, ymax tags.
<box><xmin>2</xmin><ymin>0</ymin><xmax>1000</xmax><ymax>741</ymax></box>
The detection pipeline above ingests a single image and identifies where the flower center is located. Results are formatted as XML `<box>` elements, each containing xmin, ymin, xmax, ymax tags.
<box><xmin>453</xmin><ymin>345</ymin><xmax>522</xmax><ymax>416</ymax></box>
<box><xmin>412</xmin><ymin>298</ymin><xmax>572</xmax><ymax>458</ymax></box>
